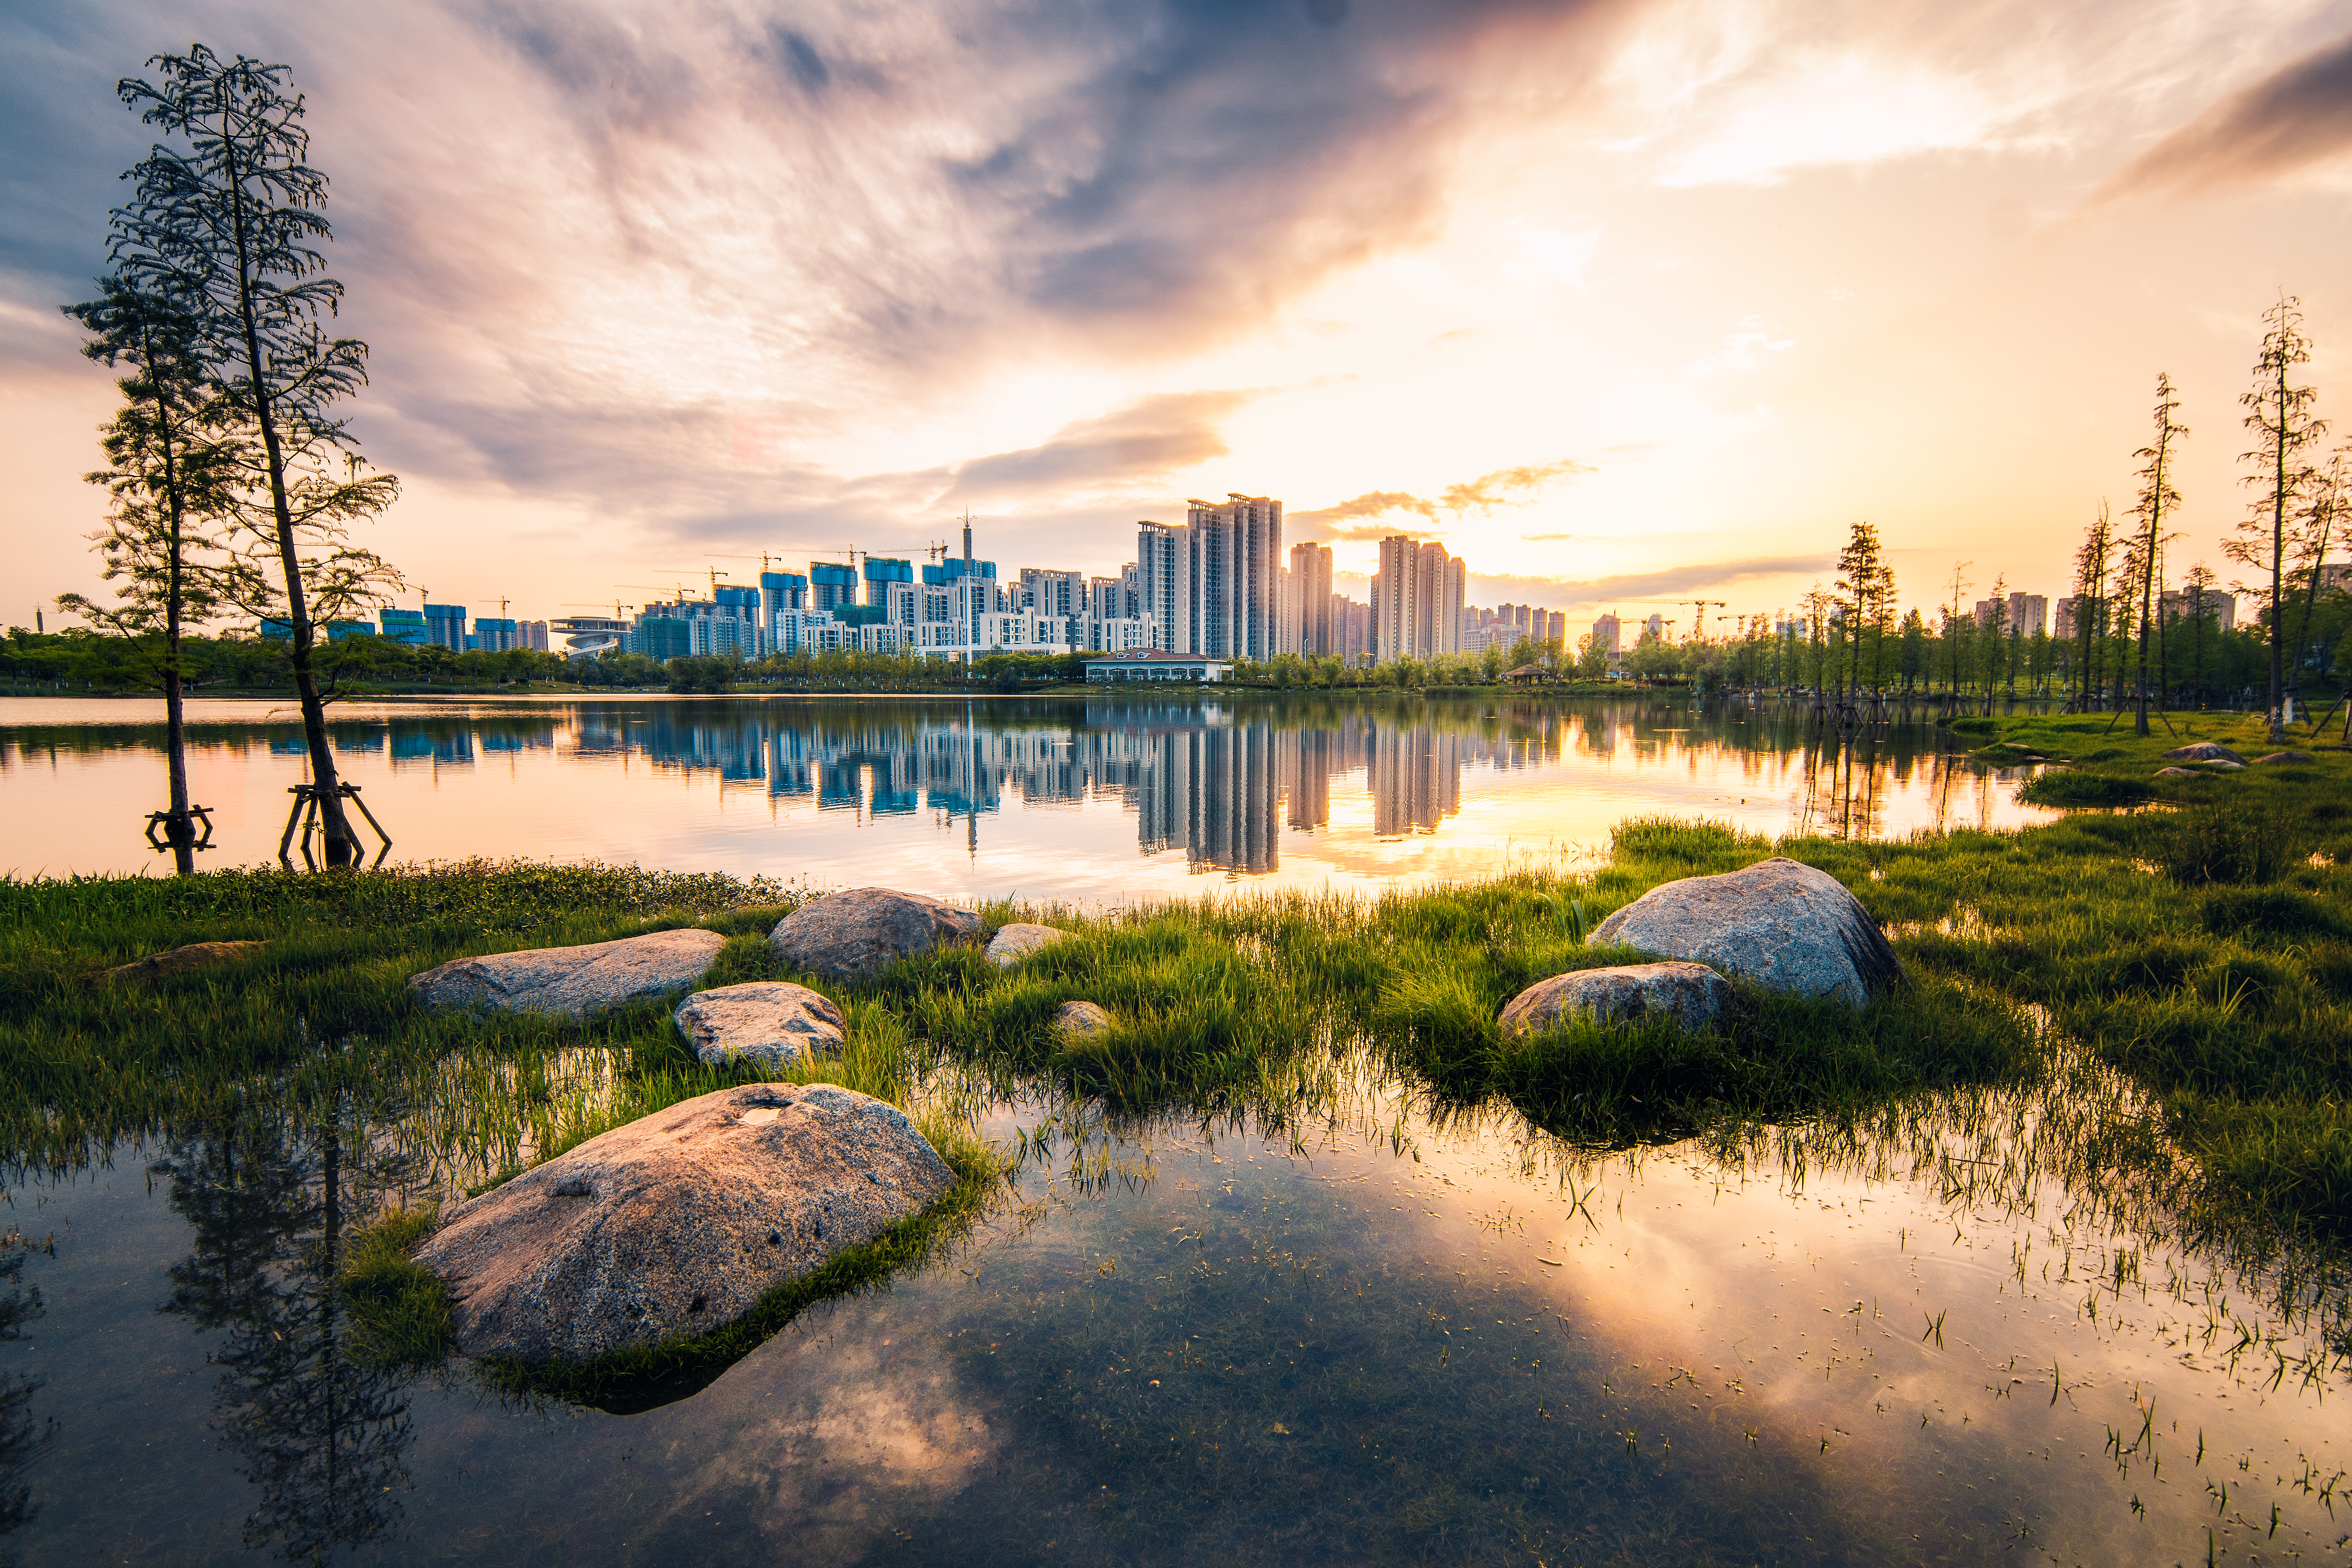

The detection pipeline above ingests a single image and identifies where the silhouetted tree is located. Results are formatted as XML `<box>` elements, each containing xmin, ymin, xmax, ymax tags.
<box><xmin>2128</xmin><ymin>374</ymin><xmax>2188</xmax><ymax>734</ymax></box>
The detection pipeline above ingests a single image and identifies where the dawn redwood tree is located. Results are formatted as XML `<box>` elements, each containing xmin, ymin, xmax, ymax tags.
<box><xmin>1941</xmin><ymin>561</ymin><xmax>1972</xmax><ymax>704</ymax></box>
<box><xmin>54</xmin><ymin>277</ymin><xmax>247</xmax><ymax>872</ymax></box>
<box><xmin>110</xmin><ymin>46</ymin><xmax>400</xmax><ymax>866</ymax></box>
<box><xmin>2230</xmin><ymin>295</ymin><xmax>2327</xmax><ymax>741</ymax></box>
<box><xmin>2066</xmin><ymin>503</ymin><xmax>2113</xmax><ymax>710</ymax></box>
<box><xmin>2125</xmin><ymin>375</ymin><xmax>2187</xmax><ymax>735</ymax></box>
<box><xmin>2285</xmin><ymin>449</ymin><xmax>2345</xmax><ymax>711</ymax></box>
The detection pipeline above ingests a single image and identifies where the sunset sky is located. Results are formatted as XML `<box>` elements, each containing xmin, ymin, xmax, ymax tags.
<box><xmin>6</xmin><ymin>0</ymin><xmax>2352</xmax><ymax>632</ymax></box>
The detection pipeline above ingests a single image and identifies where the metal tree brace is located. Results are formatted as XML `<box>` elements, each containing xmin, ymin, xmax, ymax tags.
<box><xmin>279</xmin><ymin>782</ymin><xmax>392</xmax><ymax>870</ymax></box>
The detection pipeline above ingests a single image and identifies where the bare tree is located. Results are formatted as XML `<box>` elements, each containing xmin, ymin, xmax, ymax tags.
<box><xmin>110</xmin><ymin>46</ymin><xmax>400</xmax><ymax>866</ymax></box>
<box><xmin>2229</xmin><ymin>295</ymin><xmax>2327</xmax><ymax>740</ymax></box>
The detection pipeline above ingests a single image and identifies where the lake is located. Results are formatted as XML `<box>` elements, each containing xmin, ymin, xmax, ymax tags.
<box><xmin>4</xmin><ymin>693</ymin><xmax>2343</xmax><ymax>1565</ymax></box>
<box><xmin>0</xmin><ymin>693</ymin><xmax>2056</xmax><ymax>890</ymax></box>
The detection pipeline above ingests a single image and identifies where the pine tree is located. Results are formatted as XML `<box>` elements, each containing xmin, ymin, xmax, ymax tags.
<box><xmin>2229</xmin><ymin>295</ymin><xmax>2327</xmax><ymax>740</ymax></box>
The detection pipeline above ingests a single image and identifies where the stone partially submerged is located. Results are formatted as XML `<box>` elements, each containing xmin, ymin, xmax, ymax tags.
<box><xmin>770</xmin><ymin>888</ymin><xmax>981</xmax><ymax>982</ymax></box>
<box><xmin>675</xmin><ymin>982</ymin><xmax>845</xmax><ymax>1071</ymax></box>
<box><xmin>1051</xmin><ymin>1000</ymin><xmax>1113</xmax><ymax>1039</ymax></box>
<box><xmin>1589</xmin><ymin>857</ymin><xmax>1901</xmax><ymax>1009</ymax></box>
<box><xmin>414</xmin><ymin>1082</ymin><xmax>955</xmax><ymax>1363</ymax></box>
<box><xmin>1498</xmin><ymin>962</ymin><xmax>1732</xmax><ymax>1038</ymax></box>
<box><xmin>985</xmin><ymin>923</ymin><xmax>1068</xmax><ymax>968</ymax></box>
<box><xmin>408</xmin><ymin>928</ymin><xmax>724</xmax><ymax>1019</ymax></box>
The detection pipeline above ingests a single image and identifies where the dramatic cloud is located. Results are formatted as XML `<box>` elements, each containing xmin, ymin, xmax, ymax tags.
<box><xmin>2098</xmin><ymin>31</ymin><xmax>2352</xmax><ymax>202</ymax></box>
<box><xmin>936</xmin><ymin>390</ymin><xmax>1256</xmax><ymax>506</ymax></box>
<box><xmin>1290</xmin><ymin>458</ymin><xmax>1589</xmax><ymax>539</ymax></box>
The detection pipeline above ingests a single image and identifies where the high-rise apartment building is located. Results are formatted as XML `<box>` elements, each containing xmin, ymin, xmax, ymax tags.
<box><xmin>810</xmin><ymin>563</ymin><xmax>857</xmax><ymax>614</ymax></box>
<box><xmin>1137</xmin><ymin>521</ymin><xmax>1187</xmax><ymax>655</ymax></box>
<box><xmin>1183</xmin><ymin>494</ymin><xmax>1283</xmax><ymax>660</ymax></box>
<box><xmin>423</xmin><ymin>604</ymin><xmax>467</xmax><ymax>651</ymax></box>
<box><xmin>1370</xmin><ymin>535</ymin><xmax>1465</xmax><ymax>659</ymax></box>
<box><xmin>1287</xmin><ymin>541</ymin><xmax>1334</xmax><ymax>655</ymax></box>
<box><xmin>1021</xmin><ymin>568</ymin><xmax>1086</xmax><ymax>619</ymax></box>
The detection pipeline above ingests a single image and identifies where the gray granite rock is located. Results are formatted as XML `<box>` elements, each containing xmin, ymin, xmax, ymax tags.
<box><xmin>408</xmin><ymin>928</ymin><xmax>725</xmax><ymax>1019</ymax></box>
<box><xmin>1053</xmin><ymin>1000</ymin><xmax>1113</xmax><ymax>1038</ymax></box>
<box><xmin>1589</xmin><ymin>857</ymin><xmax>1901</xmax><ymax>1009</ymax></box>
<box><xmin>1497</xmin><ymin>962</ymin><xmax>1733</xmax><ymax>1038</ymax></box>
<box><xmin>2252</xmin><ymin>751</ymin><xmax>2317</xmax><ymax>765</ymax></box>
<box><xmin>2162</xmin><ymin>742</ymin><xmax>2246</xmax><ymax>764</ymax></box>
<box><xmin>985</xmin><ymin>923</ymin><xmax>1069</xmax><ymax>968</ymax></box>
<box><xmin>415</xmin><ymin>1082</ymin><xmax>954</xmax><ymax>1363</ymax></box>
<box><xmin>769</xmin><ymin>888</ymin><xmax>981</xmax><ymax>982</ymax></box>
<box><xmin>675</xmin><ymin>982</ymin><xmax>846</xmax><ymax>1071</ymax></box>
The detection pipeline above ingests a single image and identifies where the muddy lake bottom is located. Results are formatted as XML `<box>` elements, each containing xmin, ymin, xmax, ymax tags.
<box><xmin>4</xmin><ymin>1059</ymin><xmax>2345</xmax><ymax>1567</ymax></box>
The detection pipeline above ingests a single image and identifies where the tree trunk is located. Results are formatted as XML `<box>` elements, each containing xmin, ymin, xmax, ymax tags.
<box><xmin>225</xmin><ymin>131</ymin><xmax>358</xmax><ymax>866</ymax></box>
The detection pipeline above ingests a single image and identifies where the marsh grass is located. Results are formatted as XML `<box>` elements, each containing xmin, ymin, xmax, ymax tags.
<box><xmin>338</xmin><ymin>1204</ymin><xmax>450</xmax><ymax>1370</ymax></box>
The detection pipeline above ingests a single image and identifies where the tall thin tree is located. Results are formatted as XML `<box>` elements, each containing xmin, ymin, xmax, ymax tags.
<box><xmin>2229</xmin><ymin>294</ymin><xmax>2326</xmax><ymax>741</ymax></box>
<box><xmin>2128</xmin><ymin>375</ymin><xmax>2187</xmax><ymax>735</ymax></box>
<box><xmin>2067</xmin><ymin>503</ymin><xmax>2112</xmax><ymax>710</ymax></box>
<box><xmin>110</xmin><ymin>46</ymin><xmax>400</xmax><ymax>866</ymax></box>
<box><xmin>55</xmin><ymin>278</ymin><xmax>248</xmax><ymax>873</ymax></box>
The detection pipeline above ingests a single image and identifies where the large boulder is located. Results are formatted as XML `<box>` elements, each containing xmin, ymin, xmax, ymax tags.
<box><xmin>769</xmin><ymin>888</ymin><xmax>981</xmax><ymax>982</ymax></box>
<box><xmin>1589</xmin><ymin>857</ymin><xmax>1901</xmax><ymax>1009</ymax></box>
<box><xmin>985</xmin><ymin>923</ymin><xmax>1068</xmax><ymax>968</ymax></box>
<box><xmin>675</xmin><ymin>982</ymin><xmax>845</xmax><ymax>1071</ymax></box>
<box><xmin>1498</xmin><ymin>962</ymin><xmax>1732</xmax><ymax>1038</ymax></box>
<box><xmin>408</xmin><ymin>928</ymin><xmax>724</xmax><ymax>1019</ymax></box>
<box><xmin>414</xmin><ymin>1082</ymin><xmax>955</xmax><ymax>1363</ymax></box>
<box><xmin>2163</xmin><ymin>742</ymin><xmax>2246</xmax><ymax>764</ymax></box>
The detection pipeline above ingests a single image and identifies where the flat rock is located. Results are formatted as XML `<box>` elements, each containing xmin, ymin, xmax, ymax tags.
<box><xmin>2162</xmin><ymin>742</ymin><xmax>2246</xmax><ymax>764</ymax></box>
<box><xmin>415</xmin><ymin>1082</ymin><xmax>954</xmax><ymax>1363</ymax></box>
<box><xmin>1053</xmin><ymin>1000</ymin><xmax>1113</xmax><ymax>1038</ymax></box>
<box><xmin>675</xmin><ymin>982</ymin><xmax>845</xmax><ymax>1071</ymax></box>
<box><xmin>985</xmin><ymin>923</ymin><xmax>1069</xmax><ymax>968</ymax></box>
<box><xmin>2207</xmin><ymin>760</ymin><xmax>2245</xmax><ymax>771</ymax></box>
<box><xmin>2252</xmin><ymin>751</ymin><xmax>2315</xmax><ymax>766</ymax></box>
<box><xmin>769</xmin><ymin>888</ymin><xmax>981</xmax><ymax>982</ymax></box>
<box><xmin>1589</xmin><ymin>857</ymin><xmax>1901</xmax><ymax>1009</ymax></box>
<box><xmin>2155</xmin><ymin>766</ymin><xmax>2203</xmax><ymax>778</ymax></box>
<box><xmin>1497</xmin><ymin>962</ymin><xmax>1733</xmax><ymax>1038</ymax></box>
<box><xmin>408</xmin><ymin>927</ymin><xmax>724</xmax><ymax>1019</ymax></box>
<box><xmin>96</xmin><ymin>940</ymin><xmax>267</xmax><ymax>985</ymax></box>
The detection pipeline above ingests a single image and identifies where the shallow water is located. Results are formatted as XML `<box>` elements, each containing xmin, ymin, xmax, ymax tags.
<box><xmin>0</xmin><ymin>693</ymin><xmax>2055</xmax><ymax>892</ymax></box>
<box><xmin>4</xmin><ymin>1060</ymin><xmax>2344</xmax><ymax>1566</ymax></box>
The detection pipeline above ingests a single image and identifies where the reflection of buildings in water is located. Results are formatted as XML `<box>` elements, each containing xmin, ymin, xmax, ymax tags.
<box><xmin>1370</xmin><ymin>728</ymin><xmax>1463</xmax><ymax>837</ymax></box>
<box><xmin>535</xmin><ymin>699</ymin><xmax>1588</xmax><ymax>874</ymax></box>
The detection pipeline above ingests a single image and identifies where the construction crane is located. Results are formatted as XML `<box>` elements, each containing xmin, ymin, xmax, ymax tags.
<box><xmin>1607</xmin><ymin>599</ymin><xmax>1730</xmax><ymax>643</ymax></box>
<box><xmin>561</xmin><ymin>599</ymin><xmax>634</xmax><ymax>621</ymax></box>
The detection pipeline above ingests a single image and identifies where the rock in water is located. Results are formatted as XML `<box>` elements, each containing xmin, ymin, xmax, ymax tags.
<box><xmin>414</xmin><ymin>1082</ymin><xmax>955</xmax><ymax>1363</ymax></box>
<box><xmin>408</xmin><ymin>928</ymin><xmax>725</xmax><ymax>1018</ymax></box>
<box><xmin>675</xmin><ymin>982</ymin><xmax>846</xmax><ymax>1070</ymax></box>
<box><xmin>1498</xmin><ymin>962</ymin><xmax>1732</xmax><ymax>1037</ymax></box>
<box><xmin>1589</xmin><ymin>857</ymin><xmax>1900</xmax><ymax>1009</ymax></box>
<box><xmin>1052</xmin><ymin>1000</ymin><xmax>1113</xmax><ymax>1038</ymax></box>
<box><xmin>769</xmin><ymin>888</ymin><xmax>982</xmax><ymax>982</ymax></box>
<box><xmin>985</xmin><ymin>923</ymin><xmax>1068</xmax><ymax>968</ymax></box>
<box><xmin>2162</xmin><ymin>742</ymin><xmax>2247</xmax><ymax>764</ymax></box>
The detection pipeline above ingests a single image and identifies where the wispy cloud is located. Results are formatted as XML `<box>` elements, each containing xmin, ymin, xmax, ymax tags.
<box><xmin>935</xmin><ymin>390</ymin><xmax>1257</xmax><ymax>506</ymax></box>
<box><xmin>1473</xmin><ymin>554</ymin><xmax>1831</xmax><ymax>608</ymax></box>
<box><xmin>2096</xmin><ymin>31</ymin><xmax>2352</xmax><ymax>203</ymax></box>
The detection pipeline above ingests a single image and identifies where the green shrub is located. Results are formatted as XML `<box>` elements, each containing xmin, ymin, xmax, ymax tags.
<box><xmin>2160</xmin><ymin>799</ymin><xmax>2301</xmax><ymax>886</ymax></box>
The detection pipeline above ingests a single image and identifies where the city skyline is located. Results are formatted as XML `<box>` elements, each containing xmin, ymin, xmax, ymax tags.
<box><xmin>6</xmin><ymin>3</ymin><xmax>2349</xmax><ymax>635</ymax></box>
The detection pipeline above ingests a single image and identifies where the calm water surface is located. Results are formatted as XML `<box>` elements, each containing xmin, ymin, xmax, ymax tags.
<box><xmin>0</xmin><ymin>693</ymin><xmax>2053</xmax><ymax>890</ymax></box>
<box><xmin>7</xmin><ymin>693</ymin><xmax>2341</xmax><ymax>1565</ymax></box>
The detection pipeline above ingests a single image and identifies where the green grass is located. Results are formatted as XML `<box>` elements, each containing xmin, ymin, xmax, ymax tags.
<box><xmin>338</xmin><ymin>1204</ymin><xmax>451</xmax><ymax>1369</ymax></box>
